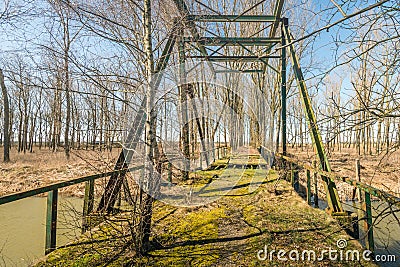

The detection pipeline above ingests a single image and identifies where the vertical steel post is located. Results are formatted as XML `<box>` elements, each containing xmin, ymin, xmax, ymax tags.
<box><xmin>281</xmin><ymin>18</ymin><xmax>287</xmax><ymax>156</ymax></box>
<box><xmin>364</xmin><ymin>191</ymin><xmax>375</xmax><ymax>252</ymax></box>
<box><xmin>168</xmin><ymin>162</ymin><xmax>173</xmax><ymax>184</ymax></box>
<box><xmin>306</xmin><ymin>169</ymin><xmax>312</xmax><ymax>205</ymax></box>
<box><xmin>45</xmin><ymin>189</ymin><xmax>58</xmax><ymax>254</ymax></box>
<box><xmin>82</xmin><ymin>179</ymin><xmax>95</xmax><ymax>233</ymax></box>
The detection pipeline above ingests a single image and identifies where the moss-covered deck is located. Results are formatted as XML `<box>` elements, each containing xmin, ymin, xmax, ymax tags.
<box><xmin>34</xmin><ymin>150</ymin><xmax>376</xmax><ymax>267</ymax></box>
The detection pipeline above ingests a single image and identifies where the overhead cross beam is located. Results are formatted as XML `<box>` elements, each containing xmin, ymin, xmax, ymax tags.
<box><xmin>187</xmin><ymin>15</ymin><xmax>276</xmax><ymax>22</ymax></box>
<box><xmin>184</xmin><ymin>37</ymin><xmax>281</xmax><ymax>46</ymax></box>
<box><xmin>215</xmin><ymin>69</ymin><xmax>264</xmax><ymax>73</ymax></box>
<box><xmin>188</xmin><ymin>55</ymin><xmax>280</xmax><ymax>62</ymax></box>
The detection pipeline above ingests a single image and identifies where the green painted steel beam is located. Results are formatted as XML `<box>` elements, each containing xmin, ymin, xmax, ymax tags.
<box><xmin>215</xmin><ymin>69</ymin><xmax>264</xmax><ymax>73</ymax></box>
<box><xmin>283</xmin><ymin>25</ymin><xmax>343</xmax><ymax>214</ymax></box>
<box><xmin>281</xmin><ymin>18</ymin><xmax>287</xmax><ymax>156</ymax></box>
<box><xmin>82</xmin><ymin>179</ymin><xmax>95</xmax><ymax>233</ymax></box>
<box><xmin>184</xmin><ymin>37</ymin><xmax>281</xmax><ymax>46</ymax></box>
<box><xmin>172</xmin><ymin>0</ymin><xmax>215</xmax><ymax>73</ymax></box>
<box><xmin>261</xmin><ymin>0</ymin><xmax>285</xmax><ymax>75</ymax></box>
<box><xmin>45</xmin><ymin>189</ymin><xmax>58</xmax><ymax>254</ymax></box>
<box><xmin>364</xmin><ymin>191</ymin><xmax>375</xmax><ymax>252</ymax></box>
<box><xmin>188</xmin><ymin>55</ymin><xmax>280</xmax><ymax>62</ymax></box>
<box><xmin>187</xmin><ymin>15</ymin><xmax>276</xmax><ymax>22</ymax></box>
<box><xmin>98</xmin><ymin>21</ymin><xmax>178</xmax><ymax>212</ymax></box>
<box><xmin>153</xmin><ymin>21</ymin><xmax>179</xmax><ymax>88</ymax></box>
<box><xmin>0</xmin><ymin>166</ymin><xmax>144</xmax><ymax>206</ymax></box>
<box><xmin>270</xmin><ymin>0</ymin><xmax>285</xmax><ymax>38</ymax></box>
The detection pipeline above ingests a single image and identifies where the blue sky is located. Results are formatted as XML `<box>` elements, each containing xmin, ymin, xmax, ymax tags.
<box><xmin>0</xmin><ymin>0</ymin><xmax>391</xmax><ymax>98</ymax></box>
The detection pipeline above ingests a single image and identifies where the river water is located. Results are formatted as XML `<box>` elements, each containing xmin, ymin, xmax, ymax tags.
<box><xmin>316</xmin><ymin>198</ymin><xmax>400</xmax><ymax>267</ymax></box>
<box><xmin>0</xmin><ymin>197</ymin><xmax>83</xmax><ymax>267</ymax></box>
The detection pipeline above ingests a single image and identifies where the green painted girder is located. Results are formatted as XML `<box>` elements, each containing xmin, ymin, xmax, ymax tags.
<box><xmin>188</xmin><ymin>55</ymin><xmax>280</xmax><ymax>62</ymax></box>
<box><xmin>98</xmin><ymin>21</ymin><xmax>179</xmax><ymax>212</ymax></box>
<box><xmin>215</xmin><ymin>69</ymin><xmax>263</xmax><ymax>73</ymax></box>
<box><xmin>172</xmin><ymin>0</ymin><xmax>215</xmax><ymax>73</ymax></box>
<box><xmin>270</xmin><ymin>0</ymin><xmax>285</xmax><ymax>38</ymax></box>
<box><xmin>281</xmin><ymin>19</ymin><xmax>287</xmax><ymax>156</ymax></box>
<box><xmin>283</xmin><ymin>25</ymin><xmax>343</xmax><ymax>214</ymax></box>
<box><xmin>184</xmin><ymin>37</ymin><xmax>281</xmax><ymax>46</ymax></box>
<box><xmin>261</xmin><ymin>0</ymin><xmax>285</xmax><ymax>75</ymax></box>
<box><xmin>45</xmin><ymin>189</ymin><xmax>58</xmax><ymax>254</ymax></box>
<box><xmin>187</xmin><ymin>15</ymin><xmax>277</xmax><ymax>22</ymax></box>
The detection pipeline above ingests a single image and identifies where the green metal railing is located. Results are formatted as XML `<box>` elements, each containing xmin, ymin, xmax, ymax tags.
<box><xmin>259</xmin><ymin>145</ymin><xmax>400</xmax><ymax>252</ymax></box>
<box><xmin>0</xmin><ymin>146</ymin><xmax>229</xmax><ymax>255</ymax></box>
<box><xmin>0</xmin><ymin>166</ymin><xmax>144</xmax><ymax>254</ymax></box>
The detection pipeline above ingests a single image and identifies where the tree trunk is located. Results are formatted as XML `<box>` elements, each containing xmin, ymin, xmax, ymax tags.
<box><xmin>0</xmin><ymin>69</ymin><xmax>10</xmax><ymax>162</ymax></box>
<box><xmin>137</xmin><ymin>0</ymin><xmax>156</xmax><ymax>254</ymax></box>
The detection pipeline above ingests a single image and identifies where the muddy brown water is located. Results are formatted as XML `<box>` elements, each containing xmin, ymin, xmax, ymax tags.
<box><xmin>316</xmin><ymin>198</ymin><xmax>400</xmax><ymax>267</ymax></box>
<box><xmin>0</xmin><ymin>197</ymin><xmax>83</xmax><ymax>267</ymax></box>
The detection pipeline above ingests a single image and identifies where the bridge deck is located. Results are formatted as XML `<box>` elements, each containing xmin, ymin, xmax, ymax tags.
<box><xmin>35</xmin><ymin>149</ymin><xmax>376</xmax><ymax>266</ymax></box>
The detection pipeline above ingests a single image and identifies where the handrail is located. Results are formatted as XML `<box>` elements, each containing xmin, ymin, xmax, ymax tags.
<box><xmin>0</xmin><ymin>165</ymin><xmax>145</xmax><ymax>255</ymax></box>
<box><xmin>259</xmin><ymin>145</ymin><xmax>400</xmax><ymax>208</ymax></box>
<box><xmin>259</xmin><ymin>145</ymin><xmax>399</xmax><ymax>252</ymax></box>
<box><xmin>0</xmin><ymin>165</ymin><xmax>144</xmax><ymax>205</ymax></box>
<box><xmin>0</xmin><ymin>148</ymin><xmax>230</xmax><ymax>255</ymax></box>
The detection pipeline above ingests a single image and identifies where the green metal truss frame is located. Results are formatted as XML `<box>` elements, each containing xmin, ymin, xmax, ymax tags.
<box><xmin>100</xmin><ymin>0</ymin><xmax>343</xmax><ymax>216</ymax></box>
<box><xmin>282</xmin><ymin>21</ymin><xmax>344</xmax><ymax>214</ymax></box>
<box><xmin>177</xmin><ymin>0</ymin><xmax>344</xmax><ymax>215</ymax></box>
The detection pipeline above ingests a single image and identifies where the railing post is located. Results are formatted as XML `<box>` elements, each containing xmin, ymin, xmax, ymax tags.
<box><xmin>45</xmin><ymin>189</ymin><xmax>58</xmax><ymax>254</ymax></box>
<box><xmin>313</xmin><ymin>161</ymin><xmax>319</xmax><ymax>208</ymax></box>
<box><xmin>363</xmin><ymin>191</ymin><xmax>374</xmax><ymax>252</ymax></box>
<box><xmin>168</xmin><ymin>161</ymin><xmax>173</xmax><ymax>184</ymax></box>
<box><xmin>306</xmin><ymin>169</ymin><xmax>312</xmax><ymax>205</ymax></box>
<box><xmin>82</xmin><ymin>179</ymin><xmax>95</xmax><ymax>233</ymax></box>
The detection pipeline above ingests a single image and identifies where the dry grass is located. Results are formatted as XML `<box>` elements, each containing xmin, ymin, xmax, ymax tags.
<box><xmin>0</xmin><ymin>147</ymin><xmax>121</xmax><ymax>197</ymax></box>
<box><xmin>287</xmin><ymin>145</ymin><xmax>400</xmax><ymax>200</ymax></box>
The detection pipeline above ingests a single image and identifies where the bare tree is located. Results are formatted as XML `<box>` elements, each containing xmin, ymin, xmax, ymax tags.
<box><xmin>0</xmin><ymin>69</ymin><xmax>10</xmax><ymax>162</ymax></box>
